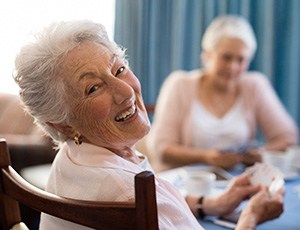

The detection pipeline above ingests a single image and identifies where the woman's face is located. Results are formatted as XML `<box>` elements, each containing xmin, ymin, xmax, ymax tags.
<box><xmin>59</xmin><ymin>41</ymin><xmax>150</xmax><ymax>150</ymax></box>
<box><xmin>204</xmin><ymin>37</ymin><xmax>252</xmax><ymax>88</ymax></box>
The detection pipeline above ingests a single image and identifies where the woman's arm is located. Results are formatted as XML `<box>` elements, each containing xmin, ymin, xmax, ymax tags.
<box><xmin>147</xmin><ymin>71</ymin><xmax>202</xmax><ymax>169</ymax></box>
<box><xmin>251</xmin><ymin>74</ymin><xmax>298</xmax><ymax>150</ymax></box>
<box><xmin>186</xmin><ymin>173</ymin><xmax>260</xmax><ymax>217</ymax></box>
<box><xmin>186</xmin><ymin>173</ymin><xmax>283</xmax><ymax>229</ymax></box>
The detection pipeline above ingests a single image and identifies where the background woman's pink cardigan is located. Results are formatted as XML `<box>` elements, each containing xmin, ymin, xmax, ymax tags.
<box><xmin>147</xmin><ymin>70</ymin><xmax>298</xmax><ymax>171</ymax></box>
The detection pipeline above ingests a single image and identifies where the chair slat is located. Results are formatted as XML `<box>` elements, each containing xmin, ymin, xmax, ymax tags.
<box><xmin>135</xmin><ymin>171</ymin><xmax>159</xmax><ymax>229</ymax></box>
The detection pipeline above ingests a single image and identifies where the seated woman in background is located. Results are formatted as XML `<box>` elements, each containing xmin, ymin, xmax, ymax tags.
<box><xmin>13</xmin><ymin>19</ymin><xmax>283</xmax><ymax>229</ymax></box>
<box><xmin>147</xmin><ymin>15</ymin><xmax>298</xmax><ymax>172</ymax></box>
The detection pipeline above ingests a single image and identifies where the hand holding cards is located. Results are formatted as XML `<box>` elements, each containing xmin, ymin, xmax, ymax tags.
<box><xmin>245</xmin><ymin>163</ymin><xmax>285</xmax><ymax>196</ymax></box>
<box><xmin>213</xmin><ymin>163</ymin><xmax>284</xmax><ymax>229</ymax></box>
<box><xmin>220</xmin><ymin>141</ymin><xmax>261</xmax><ymax>155</ymax></box>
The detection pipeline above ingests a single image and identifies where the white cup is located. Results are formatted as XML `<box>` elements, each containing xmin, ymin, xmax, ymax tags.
<box><xmin>185</xmin><ymin>171</ymin><xmax>216</xmax><ymax>196</ymax></box>
<box><xmin>287</xmin><ymin>146</ymin><xmax>300</xmax><ymax>169</ymax></box>
<box><xmin>262</xmin><ymin>150</ymin><xmax>293</xmax><ymax>174</ymax></box>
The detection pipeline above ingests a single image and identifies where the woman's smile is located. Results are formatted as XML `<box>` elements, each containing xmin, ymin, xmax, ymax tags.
<box><xmin>115</xmin><ymin>103</ymin><xmax>137</xmax><ymax>122</ymax></box>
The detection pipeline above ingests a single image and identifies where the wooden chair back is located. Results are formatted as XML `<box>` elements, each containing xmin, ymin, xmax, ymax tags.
<box><xmin>0</xmin><ymin>139</ymin><xmax>159</xmax><ymax>230</ymax></box>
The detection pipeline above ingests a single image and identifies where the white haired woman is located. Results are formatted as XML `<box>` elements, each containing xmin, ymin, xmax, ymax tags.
<box><xmin>147</xmin><ymin>15</ymin><xmax>298</xmax><ymax>172</ymax></box>
<box><xmin>14</xmin><ymin>20</ymin><xmax>283</xmax><ymax>230</ymax></box>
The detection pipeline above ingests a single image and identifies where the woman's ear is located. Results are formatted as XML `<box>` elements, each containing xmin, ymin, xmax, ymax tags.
<box><xmin>202</xmin><ymin>51</ymin><xmax>212</xmax><ymax>70</ymax></box>
<box><xmin>46</xmin><ymin>122</ymin><xmax>74</xmax><ymax>137</ymax></box>
<box><xmin>202</xmin><ymin>51</ymin><xmax>210</xmax><ymax>63</ymax></box>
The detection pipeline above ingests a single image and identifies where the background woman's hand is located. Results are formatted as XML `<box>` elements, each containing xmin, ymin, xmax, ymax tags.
<box><xmin>241</xmin><ymin>148</ymin><xmax>263</xmax><ymax>166</ymax></box>
<box><xmin>236</xmin><ymin>187</ymin><xmax>284</xmax><ymax>229</ymax></box>
<box><xmin>205</xmin><ymin>150</ymin><xmax>241</xmax><ymax>169</ymax></box>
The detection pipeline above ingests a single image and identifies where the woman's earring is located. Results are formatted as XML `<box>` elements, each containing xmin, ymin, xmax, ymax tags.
<box><xmin>74</xmin><ymin>133</ymin><xmax>83</xmax><ymax>145</ymax></box>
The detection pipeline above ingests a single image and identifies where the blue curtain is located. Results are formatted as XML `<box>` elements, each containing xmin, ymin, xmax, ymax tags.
<box><xmin>114</xmin><ymin>0</ymin><xmax>300</xmax><ymax>126</ymax></box>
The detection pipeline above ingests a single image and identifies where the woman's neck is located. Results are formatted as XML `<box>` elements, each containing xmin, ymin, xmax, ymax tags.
<box><xmin>108</xmin><ymin>146</ymin><xmax>141</xmax><ymax>164</ymax></box>
<box><xmin>198</xmin><ymin>74</ymin><xmax>240</xmax><ymax>118</ymax></box>
<box><xmin>201</xmin><ymin>73</ymin><xmax>239</xmax><ymax>95</ymax></box>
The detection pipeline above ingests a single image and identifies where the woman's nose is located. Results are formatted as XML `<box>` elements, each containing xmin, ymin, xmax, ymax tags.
<box><xmin>228</xmin><ymin>60</ymin><xmax>241</xmax><ymax>72</ymax></box>
<box><xmin>111</xmin><ymin>79</ymin><xmax>134</xmax><ymax>104</ymax></box>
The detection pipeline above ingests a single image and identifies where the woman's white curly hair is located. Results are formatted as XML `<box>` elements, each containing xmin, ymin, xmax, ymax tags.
<box><xmin>201</xmin><ymin>15</ymin><xmax>257</xmax><ymax>61</ymax></box>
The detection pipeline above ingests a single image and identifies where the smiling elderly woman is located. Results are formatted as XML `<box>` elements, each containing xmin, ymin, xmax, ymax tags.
<box><xmin>14</xmin><ymin>20</ymin><xmax>283</xmax><ymax>230</ymax></box>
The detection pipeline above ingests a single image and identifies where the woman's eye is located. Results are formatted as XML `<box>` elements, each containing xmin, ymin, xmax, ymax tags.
<box><xmin>115</xmin><ymin>66</ymin><xmax>125</xmax><ymax>76</ymax></box>
<box><xmin>238</xmin><ymin>57</ymin><xmax>246</xmax><ymax>64</ymax></box>
<box><xmin>87</xmin><ymin>85</ymin><xmax>99</xmax><ymax>95</ymax></box>
<box><xmin>222</xmin><ymin>54</ymin><xmax>232</xmax><ymax>62</ymax></box>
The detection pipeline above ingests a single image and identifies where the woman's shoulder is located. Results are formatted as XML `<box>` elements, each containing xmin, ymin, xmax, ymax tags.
<box><xmin>163</xmin><ymin>69</ymin><xmax>202</xmax><ymax>89</ymax></box>
<box><xmin>241</xmin><ymin>71</ymin><xmax>272</xmax><ymax>90</ymax></box>
<box><xmin>242</xmin><ymin>71</ymin><xmax>270</xmax><ymax>83</ymax></box>
<box><xmin>167</xmin><ymin>69</ymin><xmax>202</xmax><ymax>80</ymax></box>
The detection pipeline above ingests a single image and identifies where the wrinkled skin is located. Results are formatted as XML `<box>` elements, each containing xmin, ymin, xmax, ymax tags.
<box><xmin>51</xmin><ymin>41</ymin><xmax>151</xmax><ymax>162</ymax></box>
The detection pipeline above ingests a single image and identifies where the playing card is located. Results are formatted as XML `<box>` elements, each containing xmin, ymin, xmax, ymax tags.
<box><xmin>220</xmin><ymin>141</ymin><xmax>261</xmax><ymax>155</ymax></box>
<box><xmin>245</xmin><ymin>163</ymin><xmax>284</xmax><ymax>195</ymax></box>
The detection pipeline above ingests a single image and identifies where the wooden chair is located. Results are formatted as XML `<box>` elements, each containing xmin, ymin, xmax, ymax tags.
<box><xmin>0</xmin><ymin>139</ymin><xmax>159</xmax><ymax>230</ymax></box>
